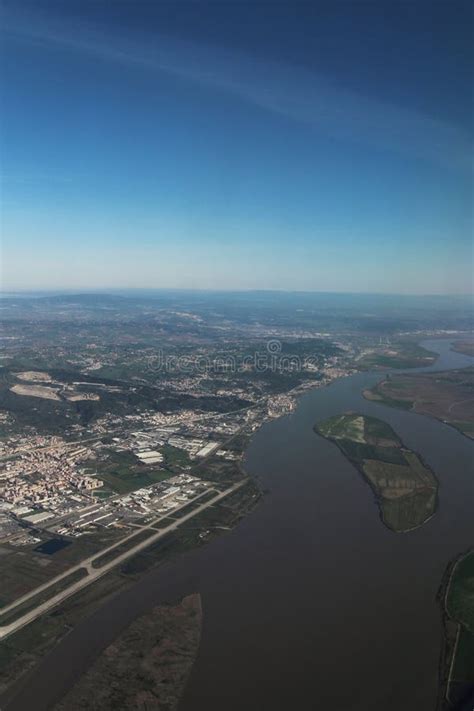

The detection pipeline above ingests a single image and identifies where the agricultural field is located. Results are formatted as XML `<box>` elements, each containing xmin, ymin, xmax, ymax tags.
<box><xmin>439</xmin><ymin>551</ymin><xmax>474</xmax><ymax>709</ymax></box>
<box><xmin>364</xmin><ymin>368</ymin><xmax>474</xmax><ymax>438</ymax></box>
<box><xmin>92</xmin><ymin>450</ymin><xmax>172</xmax><ymax>494</ymax></box>
<box><xmin>0</xmin><ymin>528</ymin><xmax>125</xmax><ymax>608</ymax></box>
<box><xmin>314</xmin><ymin>413</ymin><xmax>438</xmax><ymax>532</ymax></box>
<box><xmin>356</xmin><ymin>341</ymin><xmax>437</xmax><ymax>369</ymax></box>
<box><xmin>451</xmin><ymin>341</ymin><xmax>474</xmax><ymax>358</ymax></box>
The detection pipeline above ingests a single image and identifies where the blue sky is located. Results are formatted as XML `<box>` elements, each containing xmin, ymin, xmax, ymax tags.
<box><xmin>1</xmin><ymin>0</ymin><xmax>472</xmax><ymax>294</ymax></box>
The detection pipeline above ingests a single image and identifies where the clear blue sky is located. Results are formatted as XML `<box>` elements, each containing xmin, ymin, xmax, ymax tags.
<box><xmin>1</xmin><ymin>0</ymin><xmax>472</xmax><ymax>294</ymax></box>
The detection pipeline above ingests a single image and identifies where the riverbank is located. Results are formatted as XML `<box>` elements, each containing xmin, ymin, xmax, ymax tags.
<box><xmin>363</xmin><ymin>368</ymin><xmax>474</xmax><ymax>440</ymax></box>
<box><xmin>53</xmin><ymin>593</ymin><xmax>202</xmax><ymax>711</ymax></box>
<box><xmin>2</xmin><ymin>338</ymin><xmax>473</xmax><ymax>711</ymax></box>
<box><xmin>437</xmin><ymin>550</ymin><xmax>474</xmax><ymax>710</ymax></box>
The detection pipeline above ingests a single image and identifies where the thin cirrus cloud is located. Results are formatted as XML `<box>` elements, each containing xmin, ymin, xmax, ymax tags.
<box><xmin>2</xmin><ymin>8</ymin><xmax>472</xmax><ymax>173</ymax></box>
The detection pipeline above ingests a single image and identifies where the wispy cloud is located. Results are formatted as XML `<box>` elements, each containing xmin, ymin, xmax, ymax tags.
<box><xmin>2</xmin><ymin>7</ymin><xmax>472</xmax><ymax>172</ymax></box>
<box><xmin>0</xmin><ymin>173</ymin><xmax>74</xmax><ymax>185</ymax></box>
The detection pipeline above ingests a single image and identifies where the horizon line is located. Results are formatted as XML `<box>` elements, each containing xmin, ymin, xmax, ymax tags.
<box><xmin>1</xmin><ymin>287</ymin><xmax>473</xmax><ymax>299</ymax></box>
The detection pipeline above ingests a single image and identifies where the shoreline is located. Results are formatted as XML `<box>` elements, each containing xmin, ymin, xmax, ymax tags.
<box><xmin>363</xmin><ymin>366</ymin><xmax>474</xmax><ymax>443</ymax></box>
<box><xmin>1</xmin><ymin>337</ymin><xmax>470</xmax><ymax>709</ymax></box>
<box><xmin>435</xmin><ymin>549</ymin><xmax>474</xmax><ymax>710</ymax></box>
<box><xmin>313</xmin><ymin>419</ymin><xmax>440</xmax><ymax>534</ymax></box>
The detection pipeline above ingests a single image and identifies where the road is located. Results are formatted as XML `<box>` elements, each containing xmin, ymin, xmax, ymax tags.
<box><xmin>0</xmin><ymin>479</ymin><xmax>246</xmax><ymax>641</ymax></box>
<box><xmin>0</xmin><ymin>487</ymin><xmax>215</xmax><ymax>618</ymax></box>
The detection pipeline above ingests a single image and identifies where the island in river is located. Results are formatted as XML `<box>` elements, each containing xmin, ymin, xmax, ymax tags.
<box><xmin>54</xmin><ymin>593</ymin><xmax>202</xmax><ymax>711</ymax></box>
<box><xmin>364</xmin><ymin>367</ymin><xmax>474</xmax><ymax>439</ymax></box>
<box><xmin>356</xmin><ymin>340</ymin><xmax>438</xmax><ymax>370</ymax></box>
<box><xmin>314</xmin><ymin>413</ymin><xmax>438</xmax><ymax>532</ymax></box>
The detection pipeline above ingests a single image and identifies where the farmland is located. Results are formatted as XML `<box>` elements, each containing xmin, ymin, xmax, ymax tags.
<box><xmin>438</xmin><ymin>551</ymin><xmax>474</xmax><ymax>709</ymax></box>
<box><xmin>315</xmin><ymin>413</ymin><xmax>438</xmax><ymax>532</ymax></box>
<box><xmin>364</xmin><ymin>368</ymin><xmax>474</xmax><ymax>438</ymax></box>
<box><xmin>452</xmin><ymin>341</ymin><xmax>474</xmax><ymax>358</ymax></box>
<box><xmin>356</xmin><ymin>341</ymin><xmax>438</xmax><ymax>369</ymax></box>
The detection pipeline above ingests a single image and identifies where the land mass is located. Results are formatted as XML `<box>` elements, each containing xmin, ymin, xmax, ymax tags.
<box><xmin>54</xmin><ymin>593</ymin><xmax>202</xmax><ymax>711</ymax></box>
<box><xmin>451</xmin><ymin>341</ymin><xmax>474</xmax><ymax>358</ymax></box>
<box><xmin>364</xmin><ymin>367</ymin><xmax>474</xmax><ymax>438</ymax></box>
<box><xmin>314</xmin><ymin>413</ymin><xmax>438</xmax><ymax>532</ymax></box>
<box><xmin>438</xmin><ymin>551</ymin><xmax>474</xmax><ymax>710</ymax></box>
<box><xmin>355</xmin><ymin>340</ymin><xmax>438</xmax><ymax>369</ymax></box>
<box><xmin>0</xmin><ymin>477</ymin><xmax>259</xmax><ymax>697</ymax></box>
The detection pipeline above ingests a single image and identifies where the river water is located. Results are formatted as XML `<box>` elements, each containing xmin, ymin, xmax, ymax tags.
<box><xmin>3</xmin><ymin>340</ymin><xmax>473</xmax><ymax>711</ymax></box>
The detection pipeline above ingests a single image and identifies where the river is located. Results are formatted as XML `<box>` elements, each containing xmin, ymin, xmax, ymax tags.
<box><xmin>3</xmin><ymin>340</ymin><xmax>473</xmax><ymax>711</ymax></box>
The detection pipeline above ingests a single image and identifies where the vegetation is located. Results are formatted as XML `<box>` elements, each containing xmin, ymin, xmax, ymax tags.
<box><xmin>161</xmin><ymin>444</ymin><xmax>191</xmax><ymax>471</ymax></box>
<box><xmin>356</xmin><ymin>341</ymin><xmax>438</xmax><ymax>369</ymax></box>
<box><xmin>365</xmin><ymin>368</ymin><xmax>474</xmax><ymax>438</ymax></box>
<box><xmin>53</xmin><ymin>594</ymin><xmax>202</xmax><ymax>711</ymax></box>
<box><xmin>94</xmin><ymin>450</ymin><xmax>171</xmax><ymax>493</ymax></box>
<box><xmin>0</xmin><ymin>480</ymin><xmax>261</xmax><ymax>696</ymax></box>
<box><xmin>315</xmin><ymin>413</ymin><xmax>438</xmax><ymax>532</ymax></box>
<box><xmin>439</xmin><ymin>551</ymin><xmax>474</xmax><ymax>709</ymax></box>
<box><xmin>451</xmin><ymin>341</ymin><xmax>474</xmax><ymax>358</ymax></box>
<box><xmin>0</xmin><ymin>568</ymin><xmax>88</xmax><ymax>626</ymax></box>
<box><xmin>447</xmin><ymin>553</ymin><xmax>474</xmax><ymax>635</ymax></box>
<box><xmin>0</xmin><ymin>570</ymin><xmax>131</xmax><ymax>695</ymax></box>
<box><xmin>91</xmin><ymin>530</ymin><xmax>157</xmax><ymax>569</ymax></box>
<box><xmin>0</xmin><ymin>528</ymin><xmax>123</xmax><ymax>608</ymax></box>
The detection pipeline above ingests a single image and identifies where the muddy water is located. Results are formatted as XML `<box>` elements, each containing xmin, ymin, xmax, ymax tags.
<box><xmin>3</xmin><ymin>340</ymin><xmax>473</xmax><ymax>711</ymax></box>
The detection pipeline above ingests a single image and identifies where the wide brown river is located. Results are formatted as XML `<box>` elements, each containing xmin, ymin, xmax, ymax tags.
<box><xmin>3</xmin><ymin>340</ymin><xmax>474</xmax><ymax>711</ymax></box>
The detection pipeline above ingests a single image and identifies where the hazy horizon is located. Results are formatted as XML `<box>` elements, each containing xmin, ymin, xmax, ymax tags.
<box><xmin>1</xmin><ymin>287</ymin><xmax>473</xmax><ymax>302</ymax></box>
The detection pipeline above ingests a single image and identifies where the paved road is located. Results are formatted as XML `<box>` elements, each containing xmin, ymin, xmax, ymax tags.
<box><xmin>0</xmin><ymin>479</ymin><xmax>246</xmax><ymax>640</ymax></box>
<box><xmin>0</xmin><ymin>487</ymin><xmax>213</xmax><ymax>618</ymax></box>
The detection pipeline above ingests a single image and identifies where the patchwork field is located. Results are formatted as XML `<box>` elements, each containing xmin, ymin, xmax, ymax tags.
<box><xmin>356</xmin><ymin>341</ymin><xmax>437</xmax><ymax>369</ymax></box>
<box><xmin>364</xmin><ymin>368</ymin><xmax>474</xmax><ymax>438</ymax></box>
<box><xmin>315</xmin><ymin>413</ymin><xmax>438</xmax><ymax>532</ymax></box>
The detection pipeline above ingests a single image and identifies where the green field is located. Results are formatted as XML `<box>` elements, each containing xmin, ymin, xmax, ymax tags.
<box><xmin>315</xmin><ymin>413</ymin><xmax>438</xmax><ymax>532</ymax></box>
<box><xmin>91</xmin><ymin>529</ymin><xmax>156</xmax><ymax>569</ymax></box>
<box><xmin>447</xmin><ymin>552</ymin><xmax>474</xmax><ymax>635</ymax></box>
<box><xmin>439</xmin><ymin>551</ymin><xmax>474</xmax><ymax>707</ymax></box>
<box><xmin>0</xmin><ymin>568</ymin><xmax>88</xmax><ymax>626</ymax></box>
<box><xmin>94</xmin><ymin>450</ymin><xmax>171</xmax><ymax>493</ymax></box>
<box><xmin>161</xmin><ymin>444</ymin><xmax>191</xmax><ymax>470</ymax></box>
<box><xmin>0</xmin><ymin>529</ymin><xmax>124</xmax><ymax>608</ymax></box>
<box><xmin>357</xmin><ymin>341</ymin><xmax>438</xmax><ymax>370</ymax></box>
<box><xmin>364</xmin><ymin>368</ymin><xmax>474</xmax><ymax>438</ymax></box>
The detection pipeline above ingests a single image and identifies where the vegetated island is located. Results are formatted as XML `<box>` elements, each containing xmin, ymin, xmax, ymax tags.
<box><xmin>314</xmin><ymin>413</ymin><xmax>438</xmax><ymax>532</ymax></box>
<box><xmin>451</xmin><ymin>340</ymin><xmax>474</xmax><ymax>358</ymax></box>
<box><xmin>437</xmin><ymin>551</ymin><xmax>474</xmax><ymax>710</ymax></box>
<box><xmin>54</xmin><ymin>593</ymin><xmax>202</xmax><ymax>711</ymax></box>
<box><xmin>356</xmin><ymin>341</ymin><xmax>437</xmax><ymax>370</ymax></box>
<box><xmin>364</xmin><ymin>367</ymin><xmax>474</xmax><ymax>439</ymax></box>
